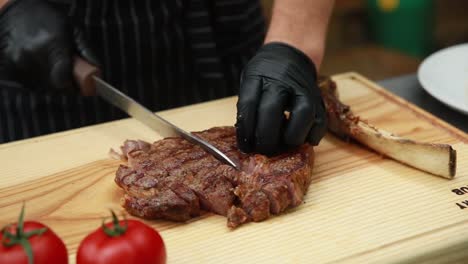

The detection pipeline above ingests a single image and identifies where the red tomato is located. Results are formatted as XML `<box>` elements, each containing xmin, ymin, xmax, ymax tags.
<box><xmin>0</xmin><ymin>207</ymin><xmax>68</xmax><ymax>264</ymax></box>
<box><xmin>77</xmin><ymin>212</ymin><xmax>166</xmax><ymax>264</ymax></box>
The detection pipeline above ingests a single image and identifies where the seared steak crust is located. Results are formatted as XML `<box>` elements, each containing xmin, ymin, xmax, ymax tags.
<box><xmin>115</xmin><ymin>126</ymin><xmax>314</xmax><ymax>228</ymax></box>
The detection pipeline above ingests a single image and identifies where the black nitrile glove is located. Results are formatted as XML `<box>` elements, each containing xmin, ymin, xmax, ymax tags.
<box><xmin>236</xmin><ymin>42</ymin><xmax>327</xmax><ymax>155</ymax></box>
<box><xmin>0</xmin><ymin>0</ymin><xmax>98</xmax><ymax>93</ymax></box>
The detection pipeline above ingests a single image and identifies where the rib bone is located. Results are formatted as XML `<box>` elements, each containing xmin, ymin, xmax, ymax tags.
<box><xmin>319</xmin><ymin>77</ymin><xmax>457</xmax><ymax>179</ymax></box>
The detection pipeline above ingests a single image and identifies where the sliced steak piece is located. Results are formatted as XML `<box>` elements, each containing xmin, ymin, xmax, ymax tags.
<box><xmin>114</xmin><ymin>126</ymin><xmax>314</xmax><ymax>228</ymax></box>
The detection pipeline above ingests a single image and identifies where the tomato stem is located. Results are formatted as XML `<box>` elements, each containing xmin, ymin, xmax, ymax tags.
<box><xmin>17</xmin><ymin>203</ymin><xmax>25</xmax><ymax>237</ymax></box>
<box><xmin>19</xmin><ymin>237</ymin><xmax>34</xmax><ymax>264</ymax></box>
<box><xmin>1</xmin><ymin>204</ymin><xmax>48</xmax><ymax>264</ymax></box>
<box><xmin>102</xmin><ymin>210</ymin><xmax>128</xmax><ymax>237</ymax></box>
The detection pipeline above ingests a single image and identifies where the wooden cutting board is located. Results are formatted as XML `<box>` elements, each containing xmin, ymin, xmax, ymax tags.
<box><xmin>1</xmin><ymin>73</ymin><xmax>467</xmax><ymax>264</ymax></box>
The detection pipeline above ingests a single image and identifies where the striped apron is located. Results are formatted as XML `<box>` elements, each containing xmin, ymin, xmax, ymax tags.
<box><xmin>0</xmin><ymin>0</ymin><xmax>266</xmax><ymax>143</ymax></box>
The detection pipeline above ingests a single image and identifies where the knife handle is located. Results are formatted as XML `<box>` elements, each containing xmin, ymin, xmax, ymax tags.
<box><xmin>73</xmin><ymin>57</ymin><xmax>100</xmax><ymax>96</ymax></box>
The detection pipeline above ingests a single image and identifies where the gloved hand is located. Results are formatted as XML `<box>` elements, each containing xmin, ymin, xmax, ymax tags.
<box><xmin>236</xmin><ymin>42</ymin><xmax>327</xmax><ymax>155</ymax></box>
<box><xmin>0</xmin><ymin>0</ymin><xmax>98</xmax><ymax>93</ymax></box>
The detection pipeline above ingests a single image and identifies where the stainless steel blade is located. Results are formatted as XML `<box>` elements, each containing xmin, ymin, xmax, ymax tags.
<box><xmin>93</xmin><ymin>76</ymin><xmax>239</xmax><ymax>169</ymax></box>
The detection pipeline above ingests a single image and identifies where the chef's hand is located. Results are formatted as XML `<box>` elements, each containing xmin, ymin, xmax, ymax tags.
<box><xmin>0</xmin><ymin>0</ymin><xmax>98</xmax><ymax>93</ymax></box>
<box><xmin>236</xmin><ymin>42</ymin><xmax>327</xmax><ymax>155</ymax></box>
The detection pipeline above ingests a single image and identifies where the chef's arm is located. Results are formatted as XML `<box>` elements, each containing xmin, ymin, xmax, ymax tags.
<box><xmin>0</xmin><ymin>0</ymin><xmax>8</xmax><ymax>8</ymax></box>
<box><xmin>264</xmin><ymin>0</ymin><xmax>334</xmax><ymax>69</ymax></box>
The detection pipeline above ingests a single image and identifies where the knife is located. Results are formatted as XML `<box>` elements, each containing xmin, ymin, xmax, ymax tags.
<box><xmin>73</xmin><ymin>57</ymin><xmax>239</xmax><ymax>169</ymax></box>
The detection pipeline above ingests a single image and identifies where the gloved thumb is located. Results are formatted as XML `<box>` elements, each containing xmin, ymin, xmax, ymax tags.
<box><xmin>0</xmin><ymin>57</ymin><xmax>12</xmax><ymax>81</ymax></box>
<box><xmin>49</xmin><ymin>53</ymin><xmax>74</xmax><ymax>92</ymax></box>
<box><xmin>73</xmin><ymin>27</ymin><xmax>100</xmax><ymax>67</ymax></box>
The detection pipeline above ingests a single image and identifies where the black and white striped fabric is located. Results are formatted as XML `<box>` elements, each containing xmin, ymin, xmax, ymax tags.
<box><xmin>0</xmin><ymin>0</ymin><xmax>266</xmax><ymax>143</ymax></box>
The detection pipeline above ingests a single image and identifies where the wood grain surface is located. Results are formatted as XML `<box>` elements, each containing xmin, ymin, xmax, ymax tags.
<box><xmin>0</xmin><ymin>73</ymin><xmax>467</xmax><ymax>264</ymax></box>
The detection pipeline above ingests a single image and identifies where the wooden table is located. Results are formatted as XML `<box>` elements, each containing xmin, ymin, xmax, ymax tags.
<box><xmin>1</xmin><ymin>73</ymin><xmax>467</xmax><ymax>263</ymax></box>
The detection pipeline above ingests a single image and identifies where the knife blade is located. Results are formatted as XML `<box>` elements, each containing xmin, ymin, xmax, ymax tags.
<box><xmin>73</xmin><ymin>57</ymin><xmax>239</xmax><ymax>169</ymax></box>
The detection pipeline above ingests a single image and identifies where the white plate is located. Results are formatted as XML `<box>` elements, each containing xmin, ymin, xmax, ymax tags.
<box><xmin>418</xmin><ymin>43</ymin><xmax>468</xmax><ymax>115</ymax></box>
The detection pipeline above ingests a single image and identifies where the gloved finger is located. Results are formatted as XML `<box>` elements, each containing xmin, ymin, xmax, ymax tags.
<box><xmin>236</xmin><ymin>76</ymin><xmax>262</xmax><ymax>153</ymax></box>
<box><xmin>283</xmin><ymin>95</ymin><xmax>315</xmax><ymax>148</ymax></box>
<box><xmin>255</xmin><ymin>83</ymin><xmax>289</xmax><ymax>155</ymax></box>
<box><xmin>48</xmin><ymin>46</ymin><xmax>74</xmax><ymax>92</ymax></box>
<box><xmin>307</xmin><ymin>99</ymin><xmax>328</xmax><ymax>146</ymax></box>
<box><xmin>73</xmin><ymin>27</ymin><xmax>100</xmax><ymax>67</ymax></box>
<box><xmin>0</xmin><ymin>58</ymin><xmax>13</xmax><ymax>81</ymax></box>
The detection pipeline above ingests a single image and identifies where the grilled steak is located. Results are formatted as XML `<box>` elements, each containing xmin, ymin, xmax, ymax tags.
<box><xmin>114</xmin><ymin>126</ymin><xmax>314</xmax><ymax>228</ymax></box>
